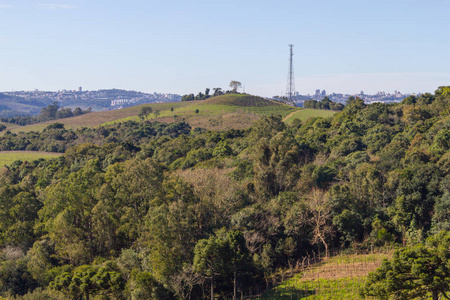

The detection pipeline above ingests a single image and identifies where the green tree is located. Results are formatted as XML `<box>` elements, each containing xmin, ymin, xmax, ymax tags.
<box><xmin>73</xmin><ymin>107</ymin><xmax>83</xmax><ymax>116</ymax></box>
<box><xmin>38</xmin><ymin>159</ymin><xmax>105</xmax><ymax>264</ymax></box>
<box><xmin>129</xmin><ymin>271</ymin><xmax>174</xmax><ymax>300</ymax></box>
<box><xmin>39</xmin><ymin>102</ymin><xmax>59</xmax><ymax>120</ymax></box>
<box><xmin>226</xmin><ymin>230</ymin><xmax>252</xmax><ymax>300</ymax></box>
<box><xmin>362</xmin><ymin>231</ymin><xmax>450</xmax><ymax>300</ymax></box>
<box><xmin>181</xmin><ymin>93</ymin><xmax>195</xmax><ymax>101</ymax></box>
<box><xmin>193</xmin><ymin>235</ymin><xmax>226</xmax><ymax>300</ymax></box>
<box><xmin>141</xmin><ymin>176</ymin><xmax>201</xmax><ymax>281</ymax></box>
<box><xmin>213</xmin><ymin>88</ymin><xmax>223</xmax><ymax>96</ymax></box>
<box><xmin>0</xmin><ymin>250</ymin><xmax>37</xmax><ymax>296</ymax></box>
<box><xmin>50</xmin><ymin>263</ymin><xmax>124</xmax><ymax>300</ymax></box>
<box><xmin>195</xmin><ymin>92</ymin><xmax>204</xmax><ymax>100</ymax></box>
<box><xmin>139</xmin><ymin>106</ymin><xmax>153</xmax><ymax>120</ymax></box>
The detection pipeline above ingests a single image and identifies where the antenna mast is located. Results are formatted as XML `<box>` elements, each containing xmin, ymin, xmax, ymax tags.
<box><xmin>286</xmin><ymin>44</ymin><xmax>295</xmax><ymax>103</ymax></box>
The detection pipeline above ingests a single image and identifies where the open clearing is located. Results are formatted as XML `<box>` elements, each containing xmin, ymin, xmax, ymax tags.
<box><xmin>0</xmin><ymin>151</ymin><xmax>62</xmax><ymax>166</ymax></box>
<box><xmin>260</xmin><ymin>251</ymin><xmax>392</xmax><ymax>299</ymax></box>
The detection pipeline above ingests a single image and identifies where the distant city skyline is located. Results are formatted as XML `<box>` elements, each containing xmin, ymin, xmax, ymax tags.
<box><xmin>1</xmin><ymin>1</ymin><xmax>449</xmax><ymax>97</ymax></box>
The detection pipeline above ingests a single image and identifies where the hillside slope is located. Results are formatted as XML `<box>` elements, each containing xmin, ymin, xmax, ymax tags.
<box><xmin>0</xmin><ymin>93</ymin><xmax>49</xmax><ymax>117</ymax></box>
<box><xmin>1</xmin><ymin>94</ymin><xmax>312</xmax><ymax>134</ymax></box>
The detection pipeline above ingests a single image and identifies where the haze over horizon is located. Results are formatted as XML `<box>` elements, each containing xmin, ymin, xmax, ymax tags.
<box><xmin>1</xmin><ymin>0</ymin><xmax>449</xmax><ymax>97</ymax></box>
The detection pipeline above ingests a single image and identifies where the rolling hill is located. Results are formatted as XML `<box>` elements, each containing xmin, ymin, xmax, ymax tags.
<box><xmin>0</xmin><ymin>94</ymin><xmax>336</xmax><ymax>134</ymax></box>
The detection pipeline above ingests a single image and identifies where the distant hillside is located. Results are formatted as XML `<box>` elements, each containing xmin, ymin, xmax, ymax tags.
<box><xmin>0</xmin><ymin>89</ymin><xmax>181</xmax><ymax>117</ymax></box>
<box><xmin>0</xmin><ymin>93</ymin><xmax>48</xmax><ymax>117</ymax></box>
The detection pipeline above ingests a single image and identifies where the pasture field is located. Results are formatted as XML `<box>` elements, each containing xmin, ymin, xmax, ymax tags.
<box><xmin>103</xmin><ymin>103</ymin><xmax>297</xmax><ymax>130</ymax></box>
<box><xmin>0</xmin><ymin>151</ymin><xmax>62</xmax><ymax>166</ymax></box>
<box><xmin>283</xmin><ymin>109</ymin><xmax>337</xmax><ymax>124</ymax></box>
<box><xmin>260</xmin><ymin>251</ymin><xmax>392</xmax><ymax>299</ymax></box>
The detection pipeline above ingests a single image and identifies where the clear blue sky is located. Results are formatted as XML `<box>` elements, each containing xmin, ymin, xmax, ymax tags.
<box><xmin>1</xmin><ymin>0</ymin><xmax>449</xmax><ymax>96</ymax></box>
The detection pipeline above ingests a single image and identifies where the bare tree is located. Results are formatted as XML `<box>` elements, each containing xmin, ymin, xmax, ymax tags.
<box><xmin>306</xmin><ymin>188</ymin><xmax>333</xmax><ymax>258</ymax></box>
<box><xmin>169</xmin><ymin>264</ymin><xmax>203</xmax><ymax>300</ymax></box>
<box><xmin>229</xmin><ymin>81</ymin><xmax>242</xmax><ymax>93</ymax></box>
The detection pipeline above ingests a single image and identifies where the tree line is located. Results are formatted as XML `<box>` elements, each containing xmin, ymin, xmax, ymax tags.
<box><xmin>181</xmin><ymin>81</ymin><xmax>242</xmax><ymax>101</ymax></box>
<box><xmin>0</xmin><ymin>86</ymin><xmax>449</xmax><ymax>299</ymax></box>
<box><xmin>303</xmin><ymin>96</ymin><xmax>345</xmax><ymax>111</ymax></box>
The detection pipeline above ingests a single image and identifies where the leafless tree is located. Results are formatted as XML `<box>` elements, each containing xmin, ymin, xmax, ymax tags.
<box><xmin>307</xmin><ymin>188</ymin><xmax>333</xmax><ymax>258</ymax></box>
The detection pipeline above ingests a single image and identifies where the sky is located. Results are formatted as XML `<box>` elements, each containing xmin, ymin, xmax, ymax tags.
<box><xmin>1</xmin><ymin>0</ymin><xmax>450</xmax><ymax>97</ymax></box>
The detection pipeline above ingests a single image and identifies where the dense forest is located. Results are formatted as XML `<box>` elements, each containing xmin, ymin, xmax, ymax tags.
<box><xmin>0</xmin><ymin>87</ymin><xmax>449</xmax><ymax>299</ymax></box>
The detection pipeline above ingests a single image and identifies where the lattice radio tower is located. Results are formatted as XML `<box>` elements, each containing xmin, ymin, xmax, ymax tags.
<box><xmin>286</xmin><ymin>44</ymin><xmax>295</xmax><ymax>103</ymax></box>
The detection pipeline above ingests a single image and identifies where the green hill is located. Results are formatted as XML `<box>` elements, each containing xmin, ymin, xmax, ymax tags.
<box><xmin>1</xmin><ymin>94</ymin><xmax>335</xmax><ymax>134</ymax></box>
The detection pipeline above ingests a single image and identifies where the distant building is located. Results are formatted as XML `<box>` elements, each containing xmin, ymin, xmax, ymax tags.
<box><xmin>315</xmin><ymin>89</ymin><xmax>321</xmax><ymax>98</ymax></box>
<box><xmin>79</xmin><ymin>86</ymin><xmax>82</xmax><ymax>93</ymax></box>
<box><xmin>321</xmin><ymin>90</ymin><xmax>326</xmax><ymax>97</ymax></box>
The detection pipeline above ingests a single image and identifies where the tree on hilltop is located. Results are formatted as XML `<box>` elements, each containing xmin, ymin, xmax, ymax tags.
<box><xmin>229</xmin><ymin>81</ymin><xmax>242</xmax><ymax>93</ymax></box>
<box><xmin>213</xmin><ymin>87</ymin><xmax>223</xmax><ymax>96</ymax></box>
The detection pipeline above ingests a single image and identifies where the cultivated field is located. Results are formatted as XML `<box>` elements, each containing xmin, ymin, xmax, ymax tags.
<box><xmin>0</xmin><ymin>151</ymin><xmax>63</xmax><ymax>166</ymax></box>
<box><xmin>259</xmin><ymin>250</ymin><xmax>392</xmax><ymax>299</ymax></box>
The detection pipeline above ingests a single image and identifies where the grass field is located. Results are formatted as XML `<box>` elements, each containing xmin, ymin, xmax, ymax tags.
<box><xmin>0</xmin><ymin>151</ymin><xmax>62</xmax><ymax>167</ymax></box>
<box><xmin>260</xmin><ymin>251</ymin><xmax>392</xmax><ymax>299</ymax></box>
<box><xmin>283</xmin><ymin>109</ymin><xmax>337</xmax><ymax>124</ymax></box>
<box><xmin>103</xmin><ymin>102</ymin><xmax>297</xmax><ymax>130</ymax></box>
